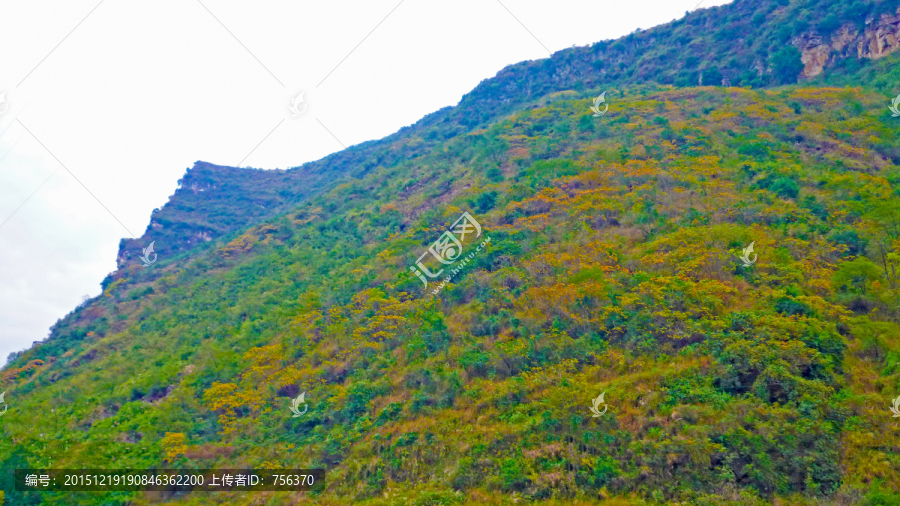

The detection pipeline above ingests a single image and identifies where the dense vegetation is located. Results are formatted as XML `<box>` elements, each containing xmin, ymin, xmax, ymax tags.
<box><xmin>3</xmin><ymin>0</ymin><xmax>900</xmax><ymax>505</ymax></box>
<box><xmin>451</xmin><ymin>0</ymin><xmax>900</xmax><ymax>127</ymax></box>
<box><xmin>113</xmin><ymin>0</ymin><xmax>900</xmax><ymax>270</ymax></box>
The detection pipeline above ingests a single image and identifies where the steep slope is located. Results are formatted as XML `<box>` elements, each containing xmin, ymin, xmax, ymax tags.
<box><xmin>451</xmin><ymin>0</ymin><xmax>900</xmax><ymax>125</ymax></box>
<box><xmin>113</xmin><ymin>0</ymin><xmax>900</xmax><ymax>272</ymax></box>
<box><xmin>2</xmin><ymin>82</ymin><xmax>899</xmax><ymax>505</ymax></box>
<box><xmin>3</xmin><ymin>0</ymin><xmax>900</xmax><ymax>505</ymax></box>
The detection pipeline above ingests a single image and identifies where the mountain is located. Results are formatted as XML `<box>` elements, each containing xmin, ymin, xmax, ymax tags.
<box><xmin>3</xmin><ymin>0</ymin><xmax>900</xmax><ymax>504</ymax></box>
<box><xmin>116</xmin><ymin>0</ymin><xmax>900</xmax><ymax>274</ymax></box>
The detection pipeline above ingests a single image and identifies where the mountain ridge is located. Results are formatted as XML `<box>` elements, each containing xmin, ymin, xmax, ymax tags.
<box><xmin>114</xmin><ymin>0</ymin><xmax>900</xmax><ymax>277</ymax></box>
<box><xmin>2</xmin><ymin>0</ymin><xmax>900</xmax><ymax>504</ymax></box>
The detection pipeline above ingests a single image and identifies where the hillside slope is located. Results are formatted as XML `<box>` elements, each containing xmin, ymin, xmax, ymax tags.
<box><xmin>2</xmin><ymin>1</ymin><xmax>900</xmax><ymax>505</ymax></box>
<box><xmin>2</xmin><ymin>82</ymin><xmax>899</xmax><ymax>505</ymax></box>
<box><xmin>112</xmin><ymin>0</ymin><xmax>900</xmax><ymax>273</ymax></box>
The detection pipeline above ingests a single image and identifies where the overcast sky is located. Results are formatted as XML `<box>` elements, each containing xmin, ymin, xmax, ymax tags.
<box><xmin>0</xmin><ymin>0</ymin><xmax>732</xmax><ymax>365</ymax></box>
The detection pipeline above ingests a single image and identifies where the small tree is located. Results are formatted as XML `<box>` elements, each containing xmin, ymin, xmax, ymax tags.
<box><xmin>770</xmin><ymin>46</ymin><xmax>804</xmax><ymax>84</ymax></box>
<box><xmin>701</xmin><ymin>66</ymin><xmax>723</xmax><ymax>86</ymax></box>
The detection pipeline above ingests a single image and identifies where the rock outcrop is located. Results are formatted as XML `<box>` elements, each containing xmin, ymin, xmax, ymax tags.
<box><xmin>859</xmin><ymin>12</ymin><xmax>900</xmax><ymax>59</ymax></box>
<box><xmin>797</xmin><ymin>8</ymin><xmax>900</xmax><ymax>79</ymax></box>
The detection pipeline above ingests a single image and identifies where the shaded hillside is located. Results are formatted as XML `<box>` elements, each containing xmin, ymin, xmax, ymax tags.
<box><xmin>2</xmin><ymin>81</ymin><xmax>899</xmax><ymax>505</ymax></box>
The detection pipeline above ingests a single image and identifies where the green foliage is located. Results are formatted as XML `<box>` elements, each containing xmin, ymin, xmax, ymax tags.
<box><xmin>499</xmin><ymin>458</ymin><xmax>527</xmax><ymax>491</ymax></box>
<box><xmin>486</xmin><ymin>167</ymin><xmax>505</xmax><ymax>183</ymax></box>
<box><xmin>469</xmin><ymin>191</ymin><xmax>499</xmax><ymax>213</ymax></box>
<box><xmin>738</xmin><ymin>141</ymin><xmax>772</xmax><ymax>160</ymax></box>
<box><xmin>4</xmin><ymin>6</ymin><xmax>900</xmax><ymax>503</ymax></box>
<box><xmin>127</xmin><ymin>286</ymin><xmax>153</xmax><ymax>300</ymax></box>
<box><xmin>866</xmin><ymin>481</ymin><xmax>900</xmax><ymax>505</ymax></box>
<box><xmin>775</xmin><ymin>296</ymin><xmax>814</xmax><ymax>316</ymax></box>
<box><xmin>771</xmin><ymin>46</ymin><xmax>804</xmax><ymax>84</ymax></box>
<box><xmin>589</xmin><ymin>455</ymin><xmax>620</xmax><ymax>487</ymax></box>
<box><xmin>768</xmin><ymin>177</ymin><xmax>799</xmax><ymax>199</ymax></box>
<box><xmin>702</xmin><ymin>66</ymin><xmax>723</xmax><ymax>86</ymax></box>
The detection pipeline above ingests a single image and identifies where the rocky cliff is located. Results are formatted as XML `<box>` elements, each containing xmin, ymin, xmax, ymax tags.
<box><xmin>797</xmin><ymin>7</ymin><xmax>900</xmax><ymax>78</ymax></box>
<box><xmin>107</xmin><ymin>0</ymin><xmax>900</xmax><ymax>284</ymax></box>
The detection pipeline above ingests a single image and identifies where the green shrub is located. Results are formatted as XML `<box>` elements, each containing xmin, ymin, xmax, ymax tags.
<box><xmin>771</xmin><ymin>46</ymin><xmax>804</xmax><ymax>84</ymax></box>
<box><xmin>500</xmin><ymin>458</ymin><xmax>527</xmax><ymax>491</ymax></box>
<box><xmin>486</xmin><ymin>167</ymin><xmax>504</xmax><ymax>182</ymax></box>
<box><xmin>775</xmin><ymin>296</ymin><xmax>813</xmax><ymax>316</ymax></box>
<box><xmin>769</xmin><ymin>177</ymin><xmax>799</xmax><ymax>199</ymax></box>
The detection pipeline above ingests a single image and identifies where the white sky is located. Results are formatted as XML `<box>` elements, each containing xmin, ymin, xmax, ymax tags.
<box><xmin>0</xmin><ymin>0</ymin><xmax>731</xmax><ymax>365</ymax></box>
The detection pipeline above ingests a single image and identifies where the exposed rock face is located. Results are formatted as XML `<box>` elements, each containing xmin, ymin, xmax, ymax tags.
<box><xmin>797</xmin><ymin>34</ymin><xmax>833</xmax><ymax>78</ymax></box>
<box><xmin>796</xmin><ymin>9</ymin><xmax>900</xmax><ymax>79</ymax></box>
<box><xmin>832</xmin><ymin>26</ymin><xmax>858</xmax><ymax>52</ymax></box>
<box><xmin>859</xmin><ymin>12</ymin><xmax>900</xmax><ymax>59</ymax></box>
